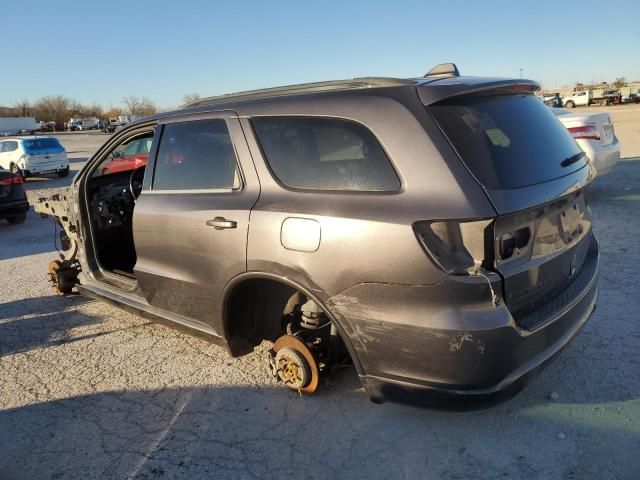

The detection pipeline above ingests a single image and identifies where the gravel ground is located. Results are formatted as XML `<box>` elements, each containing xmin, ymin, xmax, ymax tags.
<box><xmin>1</xmin><ymin>116</ymin><xmax>639</xmax><ymax>480</ymax></box>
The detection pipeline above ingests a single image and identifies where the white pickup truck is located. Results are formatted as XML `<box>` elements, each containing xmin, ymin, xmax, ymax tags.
<box><xmin>563</xmin><ymin>90</ymin><xmax>621</xmax><ymax>108</ymax></box>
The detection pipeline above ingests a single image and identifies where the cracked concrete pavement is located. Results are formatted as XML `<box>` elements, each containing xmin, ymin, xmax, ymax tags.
<box><xmin>1</xmin><ymin>110</ymin><xmax>639</xmax><ymax>479</ymax></box>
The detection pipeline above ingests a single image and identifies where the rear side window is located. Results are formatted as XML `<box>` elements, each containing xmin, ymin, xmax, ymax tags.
<box><xmin>252</xmin><ymin>117</ymin><xmax>400</xmax><ymax>191</ymax></box>
<box><xmin>429</xmin><ymin>95</ymin><xmax>586</xmax><ymax>189</ymax></box>
<box><xmin>2</xmin><ymin>141</ymin><xmax>19</xmax><ymax>153</ymax></box>
<box><xmin>22</xmin><ymin>138</ymin><xmax>64</xmax><ymax>154</ymax></box>
<box><xmin>153</xmin><ymin>119</ymin><xmax>240</xmax><ymax>191</ymax></box>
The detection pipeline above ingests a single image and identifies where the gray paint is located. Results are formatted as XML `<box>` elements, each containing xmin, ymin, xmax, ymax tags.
<box><xmin>36</xmin><ymin>75</ymin><xmax>599</xmax><ymax>407</ymax></box>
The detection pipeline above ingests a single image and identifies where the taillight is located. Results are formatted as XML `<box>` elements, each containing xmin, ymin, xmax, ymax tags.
<box><xmin>0</xmin><ymin>175</ymin><xmax>23</xmax><ymax>186</ymax></box>
<box><xmin>413</xmin><ymin>219</ymin><xmax>492</xmax><ymax>274</ymax></box>
<box><xmin>568</xmin><ymin>125</ymin><xmax>600</xmax><ymax>140</ymax></box>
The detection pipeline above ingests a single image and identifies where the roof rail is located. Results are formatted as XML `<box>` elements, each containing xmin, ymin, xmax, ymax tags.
<box><xmin>424</xmin><ymin>63</ymin><xmax>460</xmax><ymax>78</ymax></box>
<box><xmin>182</xmin><ymin>77</ymin><xmax>413</xmax><ymax>108</ymax></box>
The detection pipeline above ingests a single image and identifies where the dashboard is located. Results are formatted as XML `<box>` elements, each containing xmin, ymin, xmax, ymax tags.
<box><xmin>88</xmin><ymin>168</ymin><xmax>143</xmax><ymax>230</ymax></box>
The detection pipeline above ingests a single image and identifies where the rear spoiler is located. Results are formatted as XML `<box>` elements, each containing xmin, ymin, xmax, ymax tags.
<box><xmin>417</xmin><ymin>77</ymin><xmax>540</xmax><ymax>105</ymax></box>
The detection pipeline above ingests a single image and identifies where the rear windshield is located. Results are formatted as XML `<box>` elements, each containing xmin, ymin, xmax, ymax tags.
<box><xmin>22</xmin><ymin>138</ymin><xmax>64</xmax><ymax>154</ymax></box>
<box><xmin>429</xmin><ymin>95</ymin><xmax>586</xmax><ymax>189</ymax></box>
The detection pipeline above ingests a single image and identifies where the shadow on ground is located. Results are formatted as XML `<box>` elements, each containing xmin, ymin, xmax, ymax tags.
<box><xmin>0</xmin><ymin>209</ymin><xmax>59</xmax><ymax>260</ymax></box>
<box><xmin>0</xmin><ymin>157</ymin><xmax>638</xmax><ymax>479</ymax></box>
<box><xmin>0</xmin><ymin>295</ymin><xmax>97</xmax><ymax>356</ymax></box>
<box><xmin>0</xmin><ymin>383</ymin><xmax>637</xmax><ymax>480</ymax></box>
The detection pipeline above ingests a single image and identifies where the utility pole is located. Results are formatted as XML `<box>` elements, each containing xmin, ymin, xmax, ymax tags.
<box><xmin>519</xmin><ymin>68</ymin><xmax>523</xmax><ymax>79</ymax></box>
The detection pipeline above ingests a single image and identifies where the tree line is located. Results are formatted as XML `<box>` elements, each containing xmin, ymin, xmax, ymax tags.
<box><xmin>0</xmin><ymin>95</ymin><xmax>160</xmax><ymax>125</ymax></box>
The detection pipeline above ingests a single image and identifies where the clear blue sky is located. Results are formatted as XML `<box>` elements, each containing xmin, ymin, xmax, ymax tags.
<box><xmin>1</xmin><ymin>0</ymin><xmax>638</xmax><ymax>109</ymax></box>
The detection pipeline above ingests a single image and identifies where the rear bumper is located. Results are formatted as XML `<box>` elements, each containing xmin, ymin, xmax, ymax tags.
<box><xmin>0</xmin><ymin>200</ymin><xmax>29</xmax><ymax>218</ymax></box>
<box><xmin>23</xmin><ymin>165</ymin><xmax>69</xmax><ymax>176</ymax></box>
<box><xmin>22</xmin><ymin>158</ymin><xmax>69</xmax><ymax>176</ymax></box>
<box><xmin>328</xmin><ymin>235</ymin><xmax>599</xmax><ymax>408</ymax></box>
<box><xmin>578</xmin><ymin>137</ymin><xmax>620</xmax><ymax>176</ymax></box>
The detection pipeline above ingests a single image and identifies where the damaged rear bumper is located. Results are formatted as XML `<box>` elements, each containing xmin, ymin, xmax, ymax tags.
<box><xmin>327</xmin><ymin>235</ymin><xmax>599</xmax><ymax>408</ymax></box>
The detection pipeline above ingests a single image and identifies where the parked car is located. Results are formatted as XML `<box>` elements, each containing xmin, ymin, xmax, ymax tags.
<box><xmin>68</xmin><ymin>119</ymin><xmax>83</xmax><ymax>131</ymax></box>
<box><xmin>103</xmin><ymin>116</ymin><xmax>131</xmax><ymax>133</ymax></box>
<box><xmin>552</xmin><ymin>108</ymin><xmax>620</xmax><ymax>176</ymax></box>
<box><xmin>40</xmin><ymin>121</ymin><xmax>57</xmax><ymax>132</ymax></box>
<box><xmin>97</xmin><ymin>135</ymin><xmax>152</xmax><ymax>175</ymax></box>
<box><xmin>0</xmin><ymin>167</ymin><xmax>29</xmax><ymax>224</ymax></box>
<box><xmin>601</xmin><ymin>89</ymin><xmax>622</xmax><ymax>105</ymax></box>
<box><xmin>542</xmin><ymin>93</ymin><xmax>562</xmax><ymax>107</ymax></box>
<box><xmin>35</xmin><ymin>65</ymin><xmax>599</xmax><ymax>407</ymax></box>
<box><xmin>79</xmin><ymin>117</ymin><xmax>99</xmax><ymax>130</ymax></box>
<box><xmin>0</xmin><ymin>136</ymin><xmax>69</xmax><ymax>178</ymax></box>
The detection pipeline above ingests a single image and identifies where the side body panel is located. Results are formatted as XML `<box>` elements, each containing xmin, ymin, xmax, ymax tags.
<box><xmin>237</xmin><ymin>90</ymin><xmax>497</xmax><ymax>369</ymax></box>
<box><xmin>133</xmin><ymin>113</ymin><xmax>260</xmax><ymax>330</ymax></box>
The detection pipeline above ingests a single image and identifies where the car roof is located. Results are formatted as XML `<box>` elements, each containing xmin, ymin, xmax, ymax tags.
<box><xmin>182</xmin><ymin>76</ymin><xmax>538</xmax><ymax>109</ymax></box>
<box><xmin>125</xmin><ymin>74</ymin><xmax>540</xmax><ymax>127</ymax></box>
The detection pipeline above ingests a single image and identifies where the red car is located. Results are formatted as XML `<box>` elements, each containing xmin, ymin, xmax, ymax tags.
<box><xmin>98</xmin><ymin>137</ymin><xmax>152</xmax><ymax>175</ymax></box>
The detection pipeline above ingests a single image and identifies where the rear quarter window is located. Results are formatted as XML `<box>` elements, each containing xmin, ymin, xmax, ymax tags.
<box><xmin>429</xmin><ymin>95</ymin><xmax>586</xmax><ymax>189</ymax></box>
<box><xmin>251</xmin><ymin>117</ymin><xmax>400</xmax><ymax>191</ymax></box>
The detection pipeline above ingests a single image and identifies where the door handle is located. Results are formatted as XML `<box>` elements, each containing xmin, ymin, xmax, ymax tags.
<box><xmin>206</xmin><ymin>217</ymin><xmax>237</xmax><ymax>230</ymax></box>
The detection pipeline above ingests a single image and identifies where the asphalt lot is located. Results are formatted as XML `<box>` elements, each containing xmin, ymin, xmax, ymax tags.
<box><xmin>1</xmin><ymin>106</ymin><xmax>639</xmax><ymax>479</ymax></box>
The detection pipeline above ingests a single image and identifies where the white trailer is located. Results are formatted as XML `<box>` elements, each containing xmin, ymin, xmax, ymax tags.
<box><xmin>0</xmin><ymin>117</ymin><xmax>39</xmax><ymax>135</ymax></box>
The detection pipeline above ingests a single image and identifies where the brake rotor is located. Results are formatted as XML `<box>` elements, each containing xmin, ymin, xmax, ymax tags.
<box><xmin>47</xmin><ymin>260</ymin><xmax>65</xmax><ymax>296</ymax></box>
<box><xmin>272</xmin><ymin>335</ymin><xmax>320</xmax><ymax>394</ymax></box>
<box><xmin>47</xmin><ymin>260</ymin><xmax>77</xmax><ymax>296</ymax></box>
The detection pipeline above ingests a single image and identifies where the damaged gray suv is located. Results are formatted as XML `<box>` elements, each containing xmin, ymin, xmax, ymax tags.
<box><xmin>36</xmin><ymin>64</ymin><xmax>598</xmax><ymax>407</ymax></box>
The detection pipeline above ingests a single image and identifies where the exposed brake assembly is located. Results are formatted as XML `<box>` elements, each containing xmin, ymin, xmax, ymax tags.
<box><xmin>34</xmin><ymin>190</ymin><xmax>82</xmax><ymax>296</ymax></box>
<box><xmin>47</xmin><ymin>224</ymin><xmax>80</xmax><ymax>296</ymax></box>
<box><xmin>269</xmin><ymin>299</ymin><xmax>341</xmax><ymax>394</ymax></box>
<box><xmin>47</xmin><ymin>258</ymin><xmax>81</xmax><ymax>296</ymax></box>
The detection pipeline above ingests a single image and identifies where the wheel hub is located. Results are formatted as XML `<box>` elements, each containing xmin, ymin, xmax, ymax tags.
<box><xmin>47</xmin><ymin>259</ymin><xmax>78</xmax><ymax>296</ymax></box>
<box><xmin>275</xmin><ymin>347</ymin><xmax>309</xmax><ymax>389</ymax></box>
<box><xmin>271</xmin><ymin>335</ymin><xmax>320</xmax><ymax>394</ymax></box>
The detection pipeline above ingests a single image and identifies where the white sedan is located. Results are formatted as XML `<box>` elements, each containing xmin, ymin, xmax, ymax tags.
<box><xmin>552</xmin><ymin>108</ymin><xmax>620</xmax><ymax>176</ymax></box>
<box><xmin>0</xmin><ymin>136</ymin><xmax>69</xmax><ymax>178</ymax></box>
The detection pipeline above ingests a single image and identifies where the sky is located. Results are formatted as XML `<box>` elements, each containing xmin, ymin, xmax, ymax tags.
<box><xmin>1</xmin><ymin>0</ymin><xmax>638</xmax><ymax>109</ymax></box>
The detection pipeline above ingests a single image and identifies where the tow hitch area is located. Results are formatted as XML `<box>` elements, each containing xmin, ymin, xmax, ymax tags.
<box><xmin>34</xmin><ymin>188</ymin><xmax>81</xmax><ymax>295</ymax></box>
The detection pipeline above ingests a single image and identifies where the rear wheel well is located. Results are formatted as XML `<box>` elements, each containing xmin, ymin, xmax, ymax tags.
<box><xmin>223</xmin><ymin>277</ymin><xmax>353</xmax><ymax>364</ymax></box>
<box><xmin>224</xmin><ymin>278</ymin><xmax>299</xmax><ymax>355</ymax></box>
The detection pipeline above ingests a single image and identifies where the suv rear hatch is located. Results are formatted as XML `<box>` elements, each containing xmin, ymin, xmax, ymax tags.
<box><xmin>421</xmin><ymin>81</ymin><xmax>597</xmax><ymax>328</ymax></box>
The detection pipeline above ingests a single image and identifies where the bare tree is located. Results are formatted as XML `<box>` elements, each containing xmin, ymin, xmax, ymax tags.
<box><xmin>83</xmin><ymin>103</ymin><xmax>104</xmax><ymax>117</ymax></box>
<box><xmin>13</xmin><ymin>99</ymin><xmax>31</xmax><ymax>117</ymax></box>
<box><xmin>182</xmin><ymin>93</ymin><xmax>201</xmax><ymax>105</ymax></box>
<box><xmin>33</xmin><ymin>95</ymin><xmax>71</xmax><ymax>124</ymax></box>
<box><xmin>122</xmin><ymin>96</ymin><xmax>157</xmax><ymax>116</ymax></box>
<box><xmin>104</xmin><ymin>106</ymin><xmax>124</xmax><ymax>119</ymax></box>
<box><xmin>613</xmin><ymin>77</ymin><xmax>626</xmax><ymax>88</ymax></box>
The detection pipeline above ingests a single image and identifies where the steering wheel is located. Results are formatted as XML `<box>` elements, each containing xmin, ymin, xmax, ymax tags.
<box><xmin>129</xmin><ymin>166</ymin><xmax>145</xmax><ymax>202</ymax></box>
